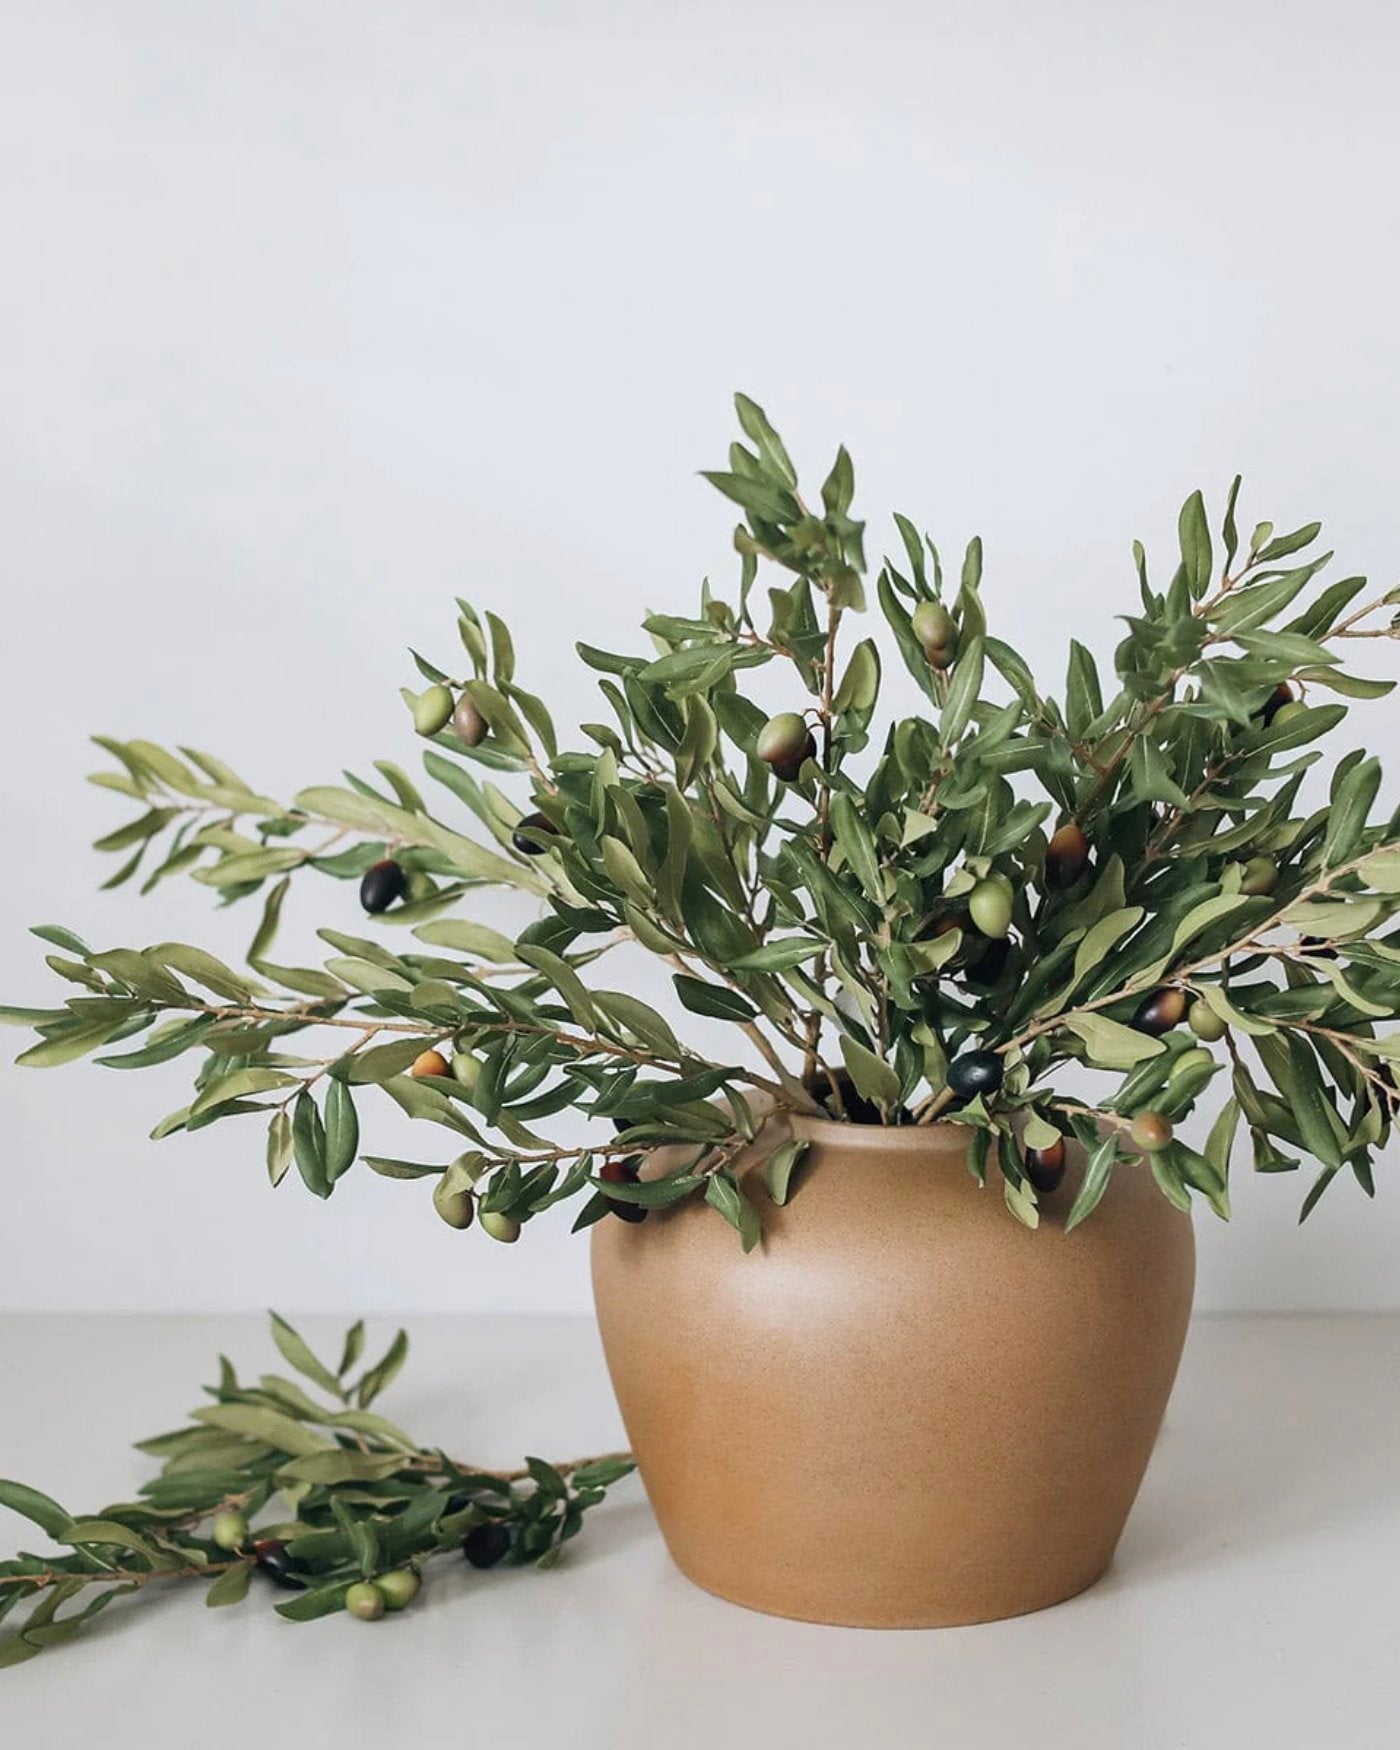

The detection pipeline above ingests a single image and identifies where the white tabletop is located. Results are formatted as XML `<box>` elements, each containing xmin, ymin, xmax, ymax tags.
<box><xmin>2</xmin><ymin>1312</ymin><xmax>1396</xmax><ymax>1748</ymax></box>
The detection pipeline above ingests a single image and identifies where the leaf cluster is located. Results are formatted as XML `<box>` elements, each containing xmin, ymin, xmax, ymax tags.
<box><xmin>7</xmin><ymin>396</ymin><xmax>1400</xmax><ymax>1236</ymax></box>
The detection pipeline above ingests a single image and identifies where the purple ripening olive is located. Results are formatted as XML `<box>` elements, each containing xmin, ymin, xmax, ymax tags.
<box><xmin>1044</xmin><ymin>823</ymin><xmax>1089</xmax><ymax>891</ymax></box>
<box><xmin>1132</xmin><ymin>987</ymin><xmax>1187</xmax><ymax>1036</ymax></box>
<box><xmin>452</xmin><ymin>692</ymin><xmax>488</xmax><ymax>747</ymax></box>
<box><xmin>1024</xmin><ymin>1135</ymin><xmax>1066</xmax><ymax>1195</ymax></box>
<box><xmin>600</xmin><ymin>1156</ymin><xmax>648</xmax><ymax>1223</ymax></box>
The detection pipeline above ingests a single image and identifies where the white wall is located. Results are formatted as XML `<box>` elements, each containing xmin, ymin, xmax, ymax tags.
<box><xmin>1</xmin><ymin>0</ymin><xmax>1397</xmax><ymax>1314</ymax></box>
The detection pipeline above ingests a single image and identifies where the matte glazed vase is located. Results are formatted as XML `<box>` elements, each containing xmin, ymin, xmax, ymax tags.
<box><xmin>592</xmin><ymin>1115</ymin><xmax>1195</xmax><ymax>1628</ymax></box>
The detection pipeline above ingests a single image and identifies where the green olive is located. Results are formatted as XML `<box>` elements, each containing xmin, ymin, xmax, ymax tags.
<box><xmin>911</xmin><ymin>600</ymin><xmax>956</xmax><ymax>661</ymax></box>
<box><xmin>968</xmin><ymin>876</ymin><xmax>1013</xmax><ymax>940</ymax></box>
<box><xmin>374</xmin><ymin>1569</ymin><xmax>421</xmax><ymax>1611</ymax></box>
<box><xmin>1169</xmin><ymin>1047</ymin><xmax>1215</xmax><ymax>1082</ymax></box>
<box><xmin>1188</xmin><ymin>1001</ymin><xmax>1228</xmax><ymax>1042</ymax></box>
<box><xmin>433</xmin><ymin>1178</ymin><xmax>475</xmax><ymax>1230</ymax></box>
<box><xmin>210</xmin><ymin>1510</ymin><xmax>248</xmax><ymax>1552</ymax></box>
<box><xmin>345</xmin><ymin>1581</ymin><xmax>386</xmax><ymax>1621</ymax></box>
<box><xmin>1269</xmin><ymin>700</ymin><xmax>1307</xmax><ymax>729</ymax></box>
<box><xmin>450</xmin><ymin>1053</ymin><xmax>481</xmax><ymax>1092</ymax></box>
<box><xmin>479</xmin><ymin>1210</ymin><xmax>521</xmax><ymax>1245</ymax></box>
<box><xmin>1239</xmin><ymin>855</ymin><xmax>1278</xmax><ymax>896</ymax></box>
<box><xmin>413</xmin><ymin>685</ymin><xmax>455</xmax><ymax>737</ymax></box>
<box><xmin>1130</xmin><ymin>1111</ymin><xmax>1173</xmax><ymax>1153</ymax></box>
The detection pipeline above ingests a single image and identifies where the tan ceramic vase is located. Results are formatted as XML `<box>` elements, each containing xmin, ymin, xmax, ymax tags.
<box><xmin>591</xmin><ymin>1115</ymin><xmax>1195</xmax><ymax>1628</ymax></box>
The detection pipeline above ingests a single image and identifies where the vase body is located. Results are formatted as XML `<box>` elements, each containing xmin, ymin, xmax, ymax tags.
<box><xmin>591</xmin><ymin>1116</ymin><xmax>1195</xmax><ymax>1628</ymax></box>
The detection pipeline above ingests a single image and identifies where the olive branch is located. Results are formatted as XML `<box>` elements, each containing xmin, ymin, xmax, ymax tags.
<box><xmin>5</xmin><ymin>394</ymin><xmax>1400</xmax><ymax>1247</ymax></box>
<box><xmin>0</xmin><ymin>1313</ymin><xmax>633</xmax><ymax>1667</ymax></box>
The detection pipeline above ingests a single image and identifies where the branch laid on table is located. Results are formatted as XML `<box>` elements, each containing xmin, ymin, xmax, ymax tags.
<box><xmin>0</xmin><ymin>1313</ymin><xmax>634</xmax><ymax>1667</ymax></box>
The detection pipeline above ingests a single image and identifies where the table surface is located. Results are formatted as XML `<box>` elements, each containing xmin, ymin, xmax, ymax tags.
<box><xmin>2</xmin><ymin>1312</ymin><xmax>1396</xmax><ymax>1748</ymax></box>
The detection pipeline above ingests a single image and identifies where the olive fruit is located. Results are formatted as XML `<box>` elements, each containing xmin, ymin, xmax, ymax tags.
<box><xmin>462</xmin><ymin>1522</ymin><xmax>512</xmax><ymax>1569</ymax></box>
<box><xmin>1130</xmin><ymin>1111</ymin><xmax>1173</xmax><ymax>1153</ymax></box>
<box><xmin>1132</xmin><ymin>987</ymin><xmax>1187</xmax><ymax>1036</ymax></box>
<box><xmin>345</xmin><ymin>1581</ymin><xmax>386</xmax><ymax>1621</ymax></box>
<box><xmin>1024</xmin><ymin>1135</ymin><xmax>1066</xmax><ymax>1195</ymax></box>
<box><xmin>947</xmin><ymin>1049</ymin><xmax>1004</xmax><ymax>1100</ymax></box>
<box><xmin>251</xmin><ymin>1538</ymin><xmax>306</xmax><ymax>1591</ymax></box>
<box><xmin>1044</xmin><ymin>823</ymin><xmax>1089</xmax><ymax>891</ymax></box>
<box><xmin>1270</xmin><ymin>700</ymin><xmax>1307</xmax><ymax>730</ymax></box>
<box><xmin>600</xmin><ymin>1156</ymin><xmax>648</xmax><ymax>1223</ymax></box>
<box><xmin>432</xmin><ymin>1176</ymin><xmax>475</xmax><ymax>1230</ymax></box>
<box><xmin>912</xmin><ymin>600</ymin><xmax>957</xmax><ymax>667</ymax></box>
<box><xmin>1188</xmin><ymin>1000</ymin><xmax>1228</xmax><ymax>1042</ymax></box>
<box><xmin>410</xmin><ymin>1048</ymin><xmax>450</xmax><ymax>1079</ymax></box>
<box><xmin>450</xmin><ymin>1052</ymin><xmax>481</xmax><ymax>1092</ymax></box>
<box><xmin>964</xmin><ymin>936</ymin><xmax>1011</xmax><ymax>989</ymax></box>
<box><xmin>1239</xmin><ymin>855</ymin><xmax>1278</xmax><ymax>896</ymax></box>
<box><xmin>756</xmin><ymin>711</ymin><xmax>810</xmax><ymax>765</ymax></box>
<box><xmin>375</xmin><ymin>1569</ymin><xmax>421</xmax><ymax>1611</ymax></box>
<box><xmin>210</xmin><ymin>1510</ymin><xmax>248</xmax><ymax>1551</ymax></box>
<box><xmin>968</xmin><ymin>875</ymin><xmax>1013</xmax><ymax>940</ymax></box>
<box><xmin>452</xmin><ymin>692</ymin><xmax>488</xmax><ymax>747</ymax></box>
<box><xmin>359</xmin><ymin>858</ymin><xmax>407</xmax><ymax>914</ymax></box>
<box><xmin>511</xmin><ymin>810</ymin><xmax>559</xmax><ymax>856</ymax></box>
<box><xmin>479</xmin><ymin>1210</ymin><xmax>521</xmax><ymax>1245</ymax></box>
<box><xmin>756</xmin><ymin>711</ymin><xmax>817</xmax><ymax>781</ymax></box>
<box><xmin>1260</xmin><ymin>682</ymin><xmax>1295</xmax><ymax>726</ymax></box>
<box><xmin>1170</xmin><ymin>1047</ymin><xmax>1215</xmax><ymax>1082</ymax></box>
<box><xmin>413</xmin><ymin>684</ymin><xmax>455</xmax><ymax>737</ymax></box>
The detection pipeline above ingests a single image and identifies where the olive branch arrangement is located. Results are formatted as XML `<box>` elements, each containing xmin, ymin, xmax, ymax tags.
<box><xmin>5</xmin><ymin>392</ymin><xmax>1400</xmax><ymax>1246</ymax></box>
<box><xmin>0</xmin><ymin>1312</ymin><xmax>634</xmax><ymax>1666</ymax></box>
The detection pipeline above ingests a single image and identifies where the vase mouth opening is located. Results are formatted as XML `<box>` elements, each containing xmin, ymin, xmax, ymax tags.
<box><xmin>787</xmin><ymin>1112</ymin><xmax>976</xmax><ymax>1156</ymax></box>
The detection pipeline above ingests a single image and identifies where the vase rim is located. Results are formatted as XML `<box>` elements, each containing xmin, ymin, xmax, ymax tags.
<box><xmin>787</xmin><ymin>1112</ymin><xmax>976</xmax><ymax>1156</ymax></box>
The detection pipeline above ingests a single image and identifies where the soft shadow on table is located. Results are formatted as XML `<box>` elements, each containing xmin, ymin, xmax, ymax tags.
<box><xmin>1110</xmin><ymin>1316</ymin><xmax>1400</xmax><ymax>1585</ymax></box>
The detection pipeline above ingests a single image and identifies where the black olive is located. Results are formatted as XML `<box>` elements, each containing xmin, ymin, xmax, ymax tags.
<box><xmin>462</xmin><ymin>1522</ymin><xmax>513</xmax><ymax>1569</ymax></box>
<box><xmin>252</xmin><ymin>1538</ymin><xmax>306</xmax><ymax>1591</ymax></box>
<box><xmin>947</xmin><ymin>1050</ymin><xmax>1004</xmax><ymax>1099</ymax></box>
<box><xmin>359</xmin><ymin>858</ymin><xmax>407</xmax><ymax>914</ymax></box>
<box><xmin>1259</xmin><ymin>683</ymin><xmax>1295</xmax><ymax>726</ymax></box>
<box><xmin>964</xmin><ymin>936</ymin><xmax>1011</xmax><ymax>988</ymax></box>
<box><xmin>511</xmin><ymin>811</ymin><xmax>560</xmax><ymax>856</ymax></box>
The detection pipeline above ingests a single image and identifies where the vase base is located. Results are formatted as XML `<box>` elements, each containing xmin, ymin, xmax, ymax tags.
<box><xmin>668</xmin><ymin>1549</ymin><xmax>1114</xmax><ymax>1630</ymax></box>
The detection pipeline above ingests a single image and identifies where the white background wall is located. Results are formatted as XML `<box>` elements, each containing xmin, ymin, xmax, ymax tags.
<box><xmin>1</xmin><ymin>0</ymin><xmax>1397</xmax><ymax>1314</ymax></box>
